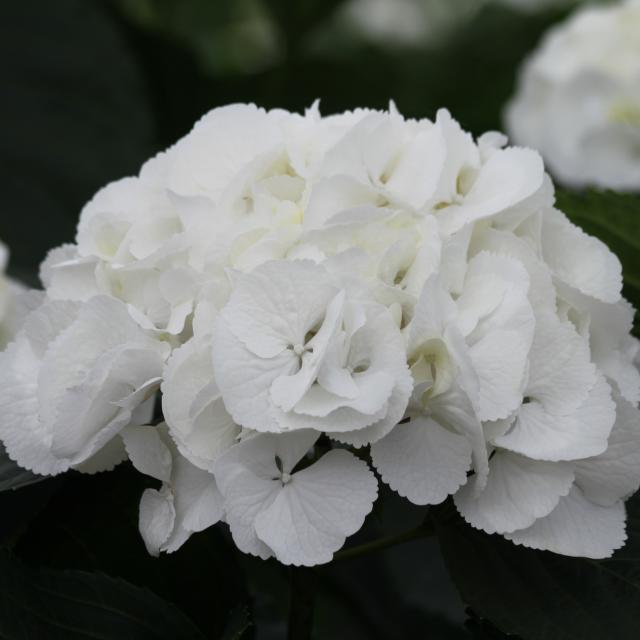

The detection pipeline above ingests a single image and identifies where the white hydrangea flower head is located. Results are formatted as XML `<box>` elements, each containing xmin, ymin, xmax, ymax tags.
<box><xmin>2</xmin><ymin>101</ymin><xmax>638</xmax><ymax>564</ymax></box>
<box><xmin>506</xmin><ymin>0</ymin><xmax>640</xmax><ymax>190</ymax></box>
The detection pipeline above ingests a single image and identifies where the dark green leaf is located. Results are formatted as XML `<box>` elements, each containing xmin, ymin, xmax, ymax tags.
<box><xmin>0</xmin><ymin>477</ymin><xmax>61</xmax><ymax>547</ymax></box>
<box><xmin>556</xmin><ymin>189</ymin><xmax>640</xmax><ymax>333</ymax></box>
<box><xmin>15</xmin><ymin>464</ymin><xmax>249</xmax><ymax>639</ymax></box>
<box><xmin>0</xmin><ymin>549</ymin><xmax>206</xmax><ymax>639</ymax></box>
<box><xmin>221</xmin><ymin>605</ymin><xmax>253</xmax><ymax>640</ymax></box>
<box><xmin>435</xmin><ymin>494</ymin><xmax>640</xmax><ymax>640</ymax></box>
<box><xmin>116</xmin><ymin>0</ymin><xmax>282</xmax><ymax>76</ymax></box>
<box><xmin>465</xmin><ymin>608</ymin><xmax>520</xmax><ymax>639</ymax></box>
<box><xmin>0</xmin><ymin>443</ymin><xmax>44</xmax><ymax>492</ymax></box>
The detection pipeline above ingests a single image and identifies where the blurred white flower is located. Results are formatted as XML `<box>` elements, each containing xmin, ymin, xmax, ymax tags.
<box><xmin>0</xmin><ymin>242</ymin><xmax>36</xmax><ymax>350</ymax></box>
<box><xmin>341</xmin><ymin>0</ymin><xmax>571</xmax><ymax>50</ymax></box>
<box><xmin>341</xmin><ymin>0</ymin><xmax>484</xmax><ymax>48</ymax></box>
<box><xmin>506</xmin><ymin>0</ymin><xmax>640</xmax><ymax>190</ymax></box>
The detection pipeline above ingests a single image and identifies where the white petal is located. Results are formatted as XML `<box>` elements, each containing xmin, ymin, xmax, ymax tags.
<box><xmin>74</xmin><ymin>435</ymin><xmax>127</xmax><ymax>474</ymax></box>
<box><xmin>455</xmin><ymin>252</ymin><xmax>533</xmax><ymax>340</ymax></box>
<box><xmin>254</xmin><ymin>449</ymin><xmax>378</xmax><ymax>566</ymax></box>
<box><xmin>163</xmin><ymin>456</ymin><xmax>224</xmax><ymax>553</ymax></box>
<box><xmin>270</xmin><ymin>290</ymin><xmax>346</xmax><ymax>412</ymax></box>
<box><xmin>600</xmin><ymin>347</ymin><xmax>640</xmax><ymax>406</ymax></box>
<box><xmin>139</xmin><ymin>487</ymin><xmax>175</xmax><ymax>557</ymax></box>
<box><xmin>304</xmin><ymin>175</ymin><xmax>379</xmax><ymax>231</ymax></box>
<box><xmin>505</xmin><ymin>487</ymin><xmax>627</xmax><ymax>559</ymax></box>
<box><xmin>291</xmin><ymin>371</ymin><xmax>394</xmax><ymax>418</ymax></box>
<box><xmin>48</xmin><ymin>346</ymin><xmax>164</xmax><ymax>464</ymax></box>
<box><xmin>431</xmin><ymin>109</ymin><xmax>480</xmax><ymax>205</ymax></box>
<box><xmin>273</xmin><ymin>302</ymin><xmax>411</xmax><ymax>438</ymax></box>
<box><xmin>162</xmin><ymin>337</ymin><xmax>239</xmax><ymax>470</ymax></box>
<box><xmin>37</xmin><ymin>296</ymin><xmax>165</xmax><ymax>426</ymax></box>
<box><xmin>429</xmin><ymin>384</ymin><xmax>490</xmax><ymax>492</ymax></box>
<box><xmin>438</xmin><ymin>147</ymin><xmax>544</xmax><ymax>235</ymax></box>
<box><xmin>384</xmin><ymin>127</ymin><xmax>446</xmax><ymax>210</ymax></box>
<box><xmin>469</xmin><ymin>330</ymin><xmax>531</xmax><ymax>422</ymax></box>
<box><xmin>212</xmin><ymin>315</ymin><xmax>291</xmax><ymax>432</ymax></box>
<box><xmin>40</xmin><ymin>245</ymin><xmax>102</xmax><ymax>302</ymax></box>
<box><xmin>455</xmin><ymin>451</ymin><xmax>574</xmax><ymax>534</ymax></box>
<box><xmin>123</xmin><ymin>425</ymin><xmax>172</xmax><ymax>483</ymax></box>
<box><xmin>0</xmin><ymin>336</ymin><xmax>65</xmax><ymax>475</ymax></box>
<box><xmin>408</xmin><ymin>276</ymin><xmax>458</xmax><ymax>352</ymax></box>
<box><xmin>23</xmin><ymin>298</ymin><xmax>80</xmax><ymax>358</ymax></box>
<box><xmin>526</xmin><ymin>311</ymin><xmax>597</xmax><ymax>414</ymax></box>
<box><xmin>333</xmin><ymin>368</ymin><xmax>413</xmax><ymax>447</ymax></box>
<box><xmin>541</xmin><ymin>208</ymin><xmax>622</xmax><ymax>304</ymax></box>
<box><xmin>575</xmin><ymin>395</ymin><xmax>640</xmax><ymax>506</ymax></box>
<box><xmin>371</xmin><ymin>417</ymin><xmax>472</xmax><ymax>506</ymax></box>
<box><xmin>471</xmin><ymin>228</ymin><xmax>556</xmax><ymax>311</ymax></box>
<box><xmin>496</xmin><ymin>374</ymin><xmax>616</xmax><ymax>461</ymax></box>
<box><xmin>129</xmin><ymin>394</ymin><xmax>156</xmax><ymax>427</ymax></box>
<box><xmin>220</xmin><ymin>260</ymin><xmax>336</xmax><ymax>358</ymax></box>
<box><xmin>168</xmin><ymin>104</ymin><xmax>284</xmax><ymax>200</ymax></box>
<box><xmin>213</xmin><ymin>435</ymin><xmax>282</xmax><ymax>560</ymax></box>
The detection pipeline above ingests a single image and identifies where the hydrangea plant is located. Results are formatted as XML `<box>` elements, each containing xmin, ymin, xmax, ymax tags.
<box><xmin>1</xmin><ymin>103</ymin><xmax>638</xmax><ymax>573</ymax></box>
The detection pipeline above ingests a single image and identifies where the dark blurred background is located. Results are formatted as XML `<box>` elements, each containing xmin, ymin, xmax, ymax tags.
<box><xmin>0</xmin><ymin>1</ymin><xmax>612</xmax><ymax>638</ymax></box>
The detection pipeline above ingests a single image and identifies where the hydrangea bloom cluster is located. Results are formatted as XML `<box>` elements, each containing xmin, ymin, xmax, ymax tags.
<box><xmin>1</xmin><ymin>103</ymin><xmax>639</xmax><ymax>566</ymax></box>
<box><xmin>506</xmin><ymin>0</ymin><xmax>640</xmax><ymax>190</ymax></box>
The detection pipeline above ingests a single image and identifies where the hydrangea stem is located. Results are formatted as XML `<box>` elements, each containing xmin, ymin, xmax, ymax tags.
<box><xmin>332</xmin><ymin>521</ymin><xmax>435</xmax><ymax>563</ymax></box>
<box><xmin>288</xmin><ymin>567</ymin><xmax>317</xmax><ymax>640</ymax></box>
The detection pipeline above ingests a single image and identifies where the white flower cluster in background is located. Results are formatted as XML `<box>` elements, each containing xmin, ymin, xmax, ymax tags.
<box><xmin>1</xmin><ymin>102</ymin><xmax>639</xmax><ymax>566</ymax></box>
<box><xmin>341</xmin><ymin>0</ymin><xmax>573</xmax><ymax>50</ymax></box>
<box><xmin>0</xmin><ymin>242</ymin><xmax>37</xmax><ymax>351</ymax></box>
<box><xmin>0</xmin><ymin>243</ymin><xmax>14</xmax><ymax>349</ymax></box>
<box><xmin>506</xmin><ymin>0</ymin><xmax>640</xmax><ymax>190</ymax></box>
<box><xmin>341</xmin><ymin>0</ymin><xmax>479</xmax><ymax>47</ymax></box>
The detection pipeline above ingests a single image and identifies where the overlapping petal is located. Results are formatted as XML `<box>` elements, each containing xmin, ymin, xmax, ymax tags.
<box><xmin>214</xmin><ymin>431</ymin><xmax>378</xmax><ymax>565</ymax></box>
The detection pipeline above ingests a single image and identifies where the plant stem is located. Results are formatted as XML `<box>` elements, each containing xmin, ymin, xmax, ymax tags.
<box><xmin>332</xmin><ymin>522</ymin><xmax>435</xmax><ymax>563</ymax></box>
<box><xmin>287</xmin><ymin>566</ymin><xmax>317</xmax><ymax>640</ymax></box>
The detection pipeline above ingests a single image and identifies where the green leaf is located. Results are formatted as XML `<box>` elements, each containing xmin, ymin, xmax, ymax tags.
<box><xmin>116</xmin><ymin>0</ymin><xmax>282</xmax><ymax>77</ymax></box>
<box><xmin>556</xmin><ymin>189</ymin><xmax>640</xmax><ymax>333</ymax></box>
<box><xmin>221</xmin><ymin>605</ymin><xmax>253</xmax><ymax>640</ymax></box>
<box><xmin>0</xmin><ymin>443</ymin><xmax>44</xmax><ymax>492</ymax></box>
<box><xmin>465</xmin><ymin>608</ymin><xmax>520</xmax><ymax>639</ymax></box>
<box><xmin>435</xmin><ymin>494</ymin><xmax>640</xmax><ymax>640</ymax></box>
<box><xmin>15</xmin><ymin>464</ymin><xmax>249</xmax><ymax>639</ymax></box>
<box><xmin>0</xmin><ymin>549</ymin><xmax>206</xmax><ymax>639</ymax></box>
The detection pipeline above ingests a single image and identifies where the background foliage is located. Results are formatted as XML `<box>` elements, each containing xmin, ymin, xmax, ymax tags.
<box><xmin>0</xmin><ymin>1</ymin><xmax>638</xmax><ymax>638</ymax></box>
